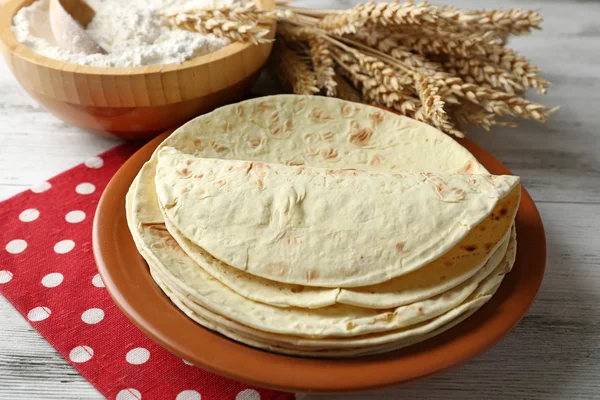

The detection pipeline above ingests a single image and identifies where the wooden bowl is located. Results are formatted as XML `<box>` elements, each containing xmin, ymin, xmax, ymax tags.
<box><xmin>0</xmin><ymin>0</ymin><xmax>275</xmax><ymax>140</ymax></box>
<box><xmin>93</xmin><ymin>131</ymin><xmax>547</xmax><ymax>393</ymax></box>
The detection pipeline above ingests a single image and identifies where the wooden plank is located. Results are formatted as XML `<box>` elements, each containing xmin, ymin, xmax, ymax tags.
<box><xmin>1</xmin><ymin>0</ymin><xmax>599</xmax><ymax>398</ymax></box>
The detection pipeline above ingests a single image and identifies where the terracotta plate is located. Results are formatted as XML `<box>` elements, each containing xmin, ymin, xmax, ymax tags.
<box><xmin>93</xmin><ymin>131</ymin><xmax>546</xmax><ymax>394</ymax></box>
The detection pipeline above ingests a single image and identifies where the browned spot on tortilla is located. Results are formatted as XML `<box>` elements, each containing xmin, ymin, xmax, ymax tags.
<box><xmin>369</xmin><ymin>153</ymin><xmax>385</xmax><ymax>166</ymax></box>
<box><xmin>396</xmin><ymin>242</ymin><xmax>409</xmax><ymax>255</ymax></box>
<box><xmin>425</xmin><ymin>138</ymin><xmax>429</xmax><ymax>142</ymax></box>
<box><xmin>306</xmin><ymin>147</ymin><xmax>319</xmax><ymax>156</ymax></box>
<box><xmin>290</xmin><ymin>286</ymin><xmax>304</xmax><ymax>293</ymax></box>
<box><xmin>346</xmin><ymin>321</ymin><xmax>357</xmax><ymax>330</ymax></box>
<box><xmin>193</xmin><ymin>139</ymin><xmax>204</xmax><ymax>150</ymax></box>
<box><xmin>368</xmin><ymin>111</ymin><xmax>385</xmax><ymax>127</ymax></box>
<box><xmin>462</xmin><ymin>244</ymin><xmax>478</xmax><ymax>252</ymax></box>
<box><xmin>327</xmin><ymin>168</ymin><xmax>357</xmax><ymax>177</ymax></box>
<box><xmin>341</xmin><ymin>103</ymin><xmax>359</xmax><ymax>118</ymax></box>
<box><xmin>440</xmin><ymin>275</ymin><xmax>447</xmax><ymax>281</ymax></box>
<box><xmin>321</xmin><ymin>148</ymin><xmax>339</xmax><ymax>161</ymax></box>
<box><xmin>499</xmin><ymin>208</ymin><xmax>508</xmax><ymax>216</ymax></box>
<box><xmin>459</xmin><ymin>160</ymin><xmax>476</xmax><ymax>174</ymax></box>
<box><xmin>185</xmin><ymin>160</ymin><xmax>193</xmax><ymax>167</ymax></box>
<box><xmin>287</xmin><ymin>159</ymin><xmax>305</xmax><ymax>166</ymax></box>
<box><xmin>256</xmin><ymin>101</ymin><xmax>274</xmax><ymax>113</ymax></box>
<box><xmin>197</xmin><ymin>188</ymin><xmax>209</xmax><ymax>200</ymax></box>
<box><xmin>306</xmin><ymin>270</ymin><xmax>319</xmax><ymax>281</ymax></box>
<box><xmin>270</xmin><ymin>119</ymin><xmax>294</xmax><ymax>138</ymax></box>
<box><xmin>480</xmin><ymin>226</ymin><xmax>486</xmax><ymax>231</ymax></box>
<box><xmin>236</xmin><ymin>105</ymin><xmax>245</xmax><ymax>116</ymax></box>
<box><xmin>256</xmin><ymin>179</ymin><xmax>264</xmax><ymax>190</ymax></box>
<box><xmin>280</xmin><ymin>235</ymin><xmax>302</xmax><ymax>245</ymax></box>
<box><xmin>321</xmin><ymin>131</ymin><xmax>334</xmax><ymax>141</ymax></box>
<box><xmin>179</xmin><ymin>187</ymin><xmax>189</xmax><ymax>195</ymax></box>
<box><xmin>216</xmin><ymin>180</ymin><xmax>226</xmax><ymax>187</ymax></box>
<box><xmin>266</xmin><ymin>262</ymin><xmax>288</xmax><ymax>278</ymax></box>
<box><xmin>176</xmin><ymin>168</ymin><xmax>192</xmax><ymax>178</ymax></box>
<box><xmin>453</xmin><ymin>188</ymin><xmax>466</xmax><ymax>196</ymax></box>
<box><xmin>444</xmin><ymin>260</ymin><xmax>453</xmax><ymax>267</ymax></box>
<box><xmin>309</xmin><ymin>108</ymin><xmax>334</xmax><ymax>123</ymax></box>
<box><xmin>223</xmin><ymin>122</ymin><xmax>232</xmax><ymax>132</ymax></box>
<box><xmin>248</xmin><ymin>137</ymin><xmax>264</xmax><ymax>149</ymax></box>
<box><xmin>485</xmin><ymin>242</ymin><xmax>494</xmax><ymax>251</ymax></box>
<box><xmin>468</xmin><ymin>178</ymin><xmax>477</xmax><ymax>185</ymax></box>
<box><xmin>294</xmin><ymin>100</ymin><xmax>307</xmax><ymax>113</ymax></box>
<box><xmin>348</xmin><ymin>125</ymin><xmax>373</xmax><ymax>147</ymax></box>
<box><xmin>418</xmin><ymin>307</ymin><xmax>424</xmax><ymax>314</ymax></box>
<box><xmin>212</xmin><ymin>142</ymin><xmax>230</xmax><ymax>153</ymax></box>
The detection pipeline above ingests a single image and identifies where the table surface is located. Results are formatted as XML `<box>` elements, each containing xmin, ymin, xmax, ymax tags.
<box><xmin>1</xmin><ymin>0</ymin><xmax>599</xmax><ymax>399</ymax></box>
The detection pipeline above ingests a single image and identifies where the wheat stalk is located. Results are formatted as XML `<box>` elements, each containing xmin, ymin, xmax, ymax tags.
<box><xmin>415</xmin><ymin>76</ymin><xmax>464</xmax><ymax>137</ymax></box>
<box><xmin>450</xmin><ymin>102</ymin><xmax>518</xmax><ymax>131</ymax></box>
<box><xmin>167</xmin><ymin>0</ymin><xmax>555</xmax><ymax>136</ymax></box>
<box><xmin>162</xmin><ymin>2</ymin><xmax>274</xmax><ymax>44</ymax></box>
<box><xmin>309</xmin><ymin>37</ymin><xmax>338</xmax><ymax>96</ymax></box>
<box><xmin>443</xmin><ymin>56</ymin><xmax>525</xmax><ymax>94</ymax></box>
<box><xmin>274</xmin><ymin>41</ymin><xmax>320</xmax><ymax>95</ymax></box>
<box><xmin>333</xmin><ymin>50</ymin><xmax>420</xmax><ymax>114</ymax></box>
<box><xmin>317</xmin><ymin>0</ymin><xmax>437</xmax><ymax>36</ymax></box>
<box><xmin>438</xmin><ymin>6</ymin><xmax>543</xmax><ymax>36</ymax></box>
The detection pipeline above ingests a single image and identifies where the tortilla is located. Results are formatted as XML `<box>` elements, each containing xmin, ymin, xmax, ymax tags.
<box><xmin>130</xmin><ymin>216</ymin><xmax>512</xmax><ymax>338</ymax></box>
<box><xmin>155</xmin><ymin>148</ymin><xmax>519</xmax><ymax>287</ymax></box>
<box><xmin>146</xmin><ymin>239</ymin><xmax>512</xmax><ymax>349</ymax></box>
<box><xmin>125</xmin><ymin>95</ymin><xmax>520</xmax><ymax>352</ymax></box>
<box><xmin>154</xmin><ymin>269</ymin><xmax>498</xmax><ymax>357</ymax></box>
<box><xmin>164</xmin><ymin>214</ymin><xmax>510</xmax><ymax>309</ymax></box>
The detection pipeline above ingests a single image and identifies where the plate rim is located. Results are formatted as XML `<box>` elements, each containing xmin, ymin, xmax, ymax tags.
<box><xmin>93</xmin><ymin>130</ymin><xmax>546</xmax><ymax>394</ymax></box>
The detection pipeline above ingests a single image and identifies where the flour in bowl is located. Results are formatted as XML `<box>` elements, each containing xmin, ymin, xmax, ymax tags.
<box><xmin>12</xmin><ymin>0</ymin><xmax>234</xmax><ymax>67</ymax></box>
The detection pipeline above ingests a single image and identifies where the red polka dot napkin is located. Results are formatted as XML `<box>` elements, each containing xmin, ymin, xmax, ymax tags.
<box><xmin>0</xmin><ymin>144</ymin><xmax>294</xmax><ymax>400</ymax></box>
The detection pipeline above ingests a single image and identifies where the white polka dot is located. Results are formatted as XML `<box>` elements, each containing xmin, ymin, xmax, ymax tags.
<box><xmin>41</xmin><ymin>272</ymin><xmax>64</xmax><ymax>287</ymax></box>
<box><xmin>30</xmin><ymin>181</ymin><xmax>51</xmax><ymax>193</ymax></box>
<box><xmin>176</xmin><ymin>390</ymin><xmax>201</xmax><ymax>400</ymax></box>
<box><xmin>125</xmin><ymin>348</ymin><xmax>150</xmax><ymax>365</ymax></box>
<box><xmin>81</xmin><ymin>308</ymin><xmax>104</xmax><ymax>324</ymax></box>
<box><xmin>54</xmin><ymin>240</ymin><xmax>75</xmax><ymax>254</ymax></box>
<box><xmin>27</xmin><ymin>306</ymin><xmax>51</xmax><ymax>321</ymax></box>
<box><xmin>92</xmin><ymin>274</ymin><xmax>105</xmax><ymax>287</ymax></box>
<box><xmin>0</xmin><ymin>270</ymin><xmax>13</xmax><ymax>284</ymax></box>
<box><xmin>116</xmin><ymin>388</ymin><xmax>141</xmax><ymax>400</ymax></box>
<box><xmin>76</xmin><ymin>183</ymin><xmax>95</xmax><ymax>195</ymax></box>
<box><xmin>5</xmin><ymin>239</ymin><xmax>27</xmax><ymax>254</ymax></box>
<box><xmin>19</xmin><ymin>209</ymin><xmax>39</xmax><ymax>222</ymax></box>
<box><xmin>236</xmin><ymin>389</ymin><xmax>260</xmax><ymax>400</ymax></box>
<box><xmin>182</xmin><ymin>359</ymin><xmax>194</xmax><ymax>366</ymax></box>
<box><xmin>65</xmin><ymin>210</ymin><xmax>86</xmax><ymax>223</ymax></box>
<box><xmin>69</xmin><ymin>345</ymin><xmax>94</xmax><ymax>363</ymax></box>
<box><xmin>84</xmin><ymin>156</ymin><xmax>104</xmax><ymax>169</ymax></box>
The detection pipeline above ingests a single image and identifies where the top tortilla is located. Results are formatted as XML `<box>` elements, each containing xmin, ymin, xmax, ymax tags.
<box><xmin>155</xmin><ymin>148</ymin><xmax>519</xmax><ymax>287</ymax></box>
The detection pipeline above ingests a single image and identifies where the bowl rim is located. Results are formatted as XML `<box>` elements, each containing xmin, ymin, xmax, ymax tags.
<box><xmin>0</xmin><ymin>0</ymin><xmax>275</xmax><ymax>76</ymax></box>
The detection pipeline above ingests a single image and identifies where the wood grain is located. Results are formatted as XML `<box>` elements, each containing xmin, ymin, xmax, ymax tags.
<box><xmin>1</xmin><ymin>0</ymin><xmax>600</xmax><ymax>399</ymax></box>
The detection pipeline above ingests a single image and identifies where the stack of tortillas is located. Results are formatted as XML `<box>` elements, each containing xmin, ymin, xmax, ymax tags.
<box><xmin>126</xmin><ymin>95</ymin><xmax>520</xmax><ymax>358</ymax></box>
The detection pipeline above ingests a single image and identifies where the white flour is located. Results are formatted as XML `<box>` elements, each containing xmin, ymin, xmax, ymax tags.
<box><xmin>12</xmin><ymin>0</ymin><xmax>233</xmax><ymax>67</ymax></box>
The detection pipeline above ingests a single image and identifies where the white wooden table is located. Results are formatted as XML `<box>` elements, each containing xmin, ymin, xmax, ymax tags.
<box><xmin>1</xmin><ymin>0</ymin><xmax>599</xmax><ymax>398</ymax></box>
